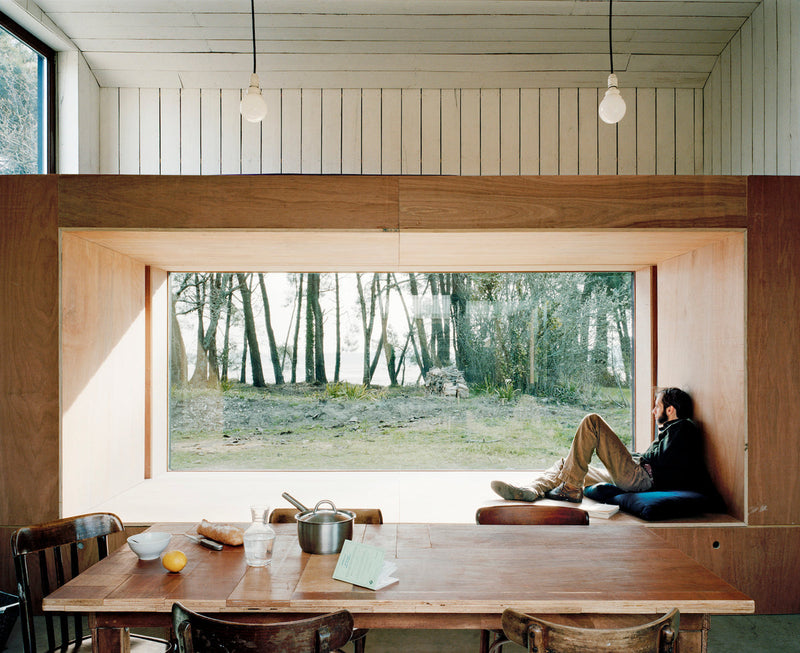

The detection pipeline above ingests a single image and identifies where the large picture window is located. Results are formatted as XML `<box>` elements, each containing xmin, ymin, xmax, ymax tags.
<box><xmin>169</xmin><ymin>272</ymin><xmax>633</xmax><ymax>471</ymax></box>
<box><xmin>0</xmin><ymin>12</ymin><xmax>55</xmax><ymax>174</ymax></box>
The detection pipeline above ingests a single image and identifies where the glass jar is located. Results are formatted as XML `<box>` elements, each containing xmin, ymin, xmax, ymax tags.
<box><xmin>243</xmin><ymin>504</ymin><xmax>275</xmax><ymax>567</ymax></box>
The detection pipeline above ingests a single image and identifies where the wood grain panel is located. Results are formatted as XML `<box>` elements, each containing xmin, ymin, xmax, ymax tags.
<box><xmin>746</xmin><ymin>177</ymin><xmax>800</xmax><ymax>526</ymax></box>
<box><xmin>398</xmin><ymin>176</ymin><xmax>747</xmax><ymax>230</ymax></box>
<box><xmin>57</xmin><ymin>175</ymin><xmax>399</xmax><ymax>230</ymax></box>
<box><xmin>0</xmin><ymin>177</ymin><xmax>59</xmax><ymax>526</ymax></box>
<box><xmin>655</xmin><ymin>233</ymin><xmax>746</xmax><ymax>520</ymax></box>
<box><xmin>651</xmin><ymin>526</ymin><xmax>800</xmax><ymax>614</ymax></box>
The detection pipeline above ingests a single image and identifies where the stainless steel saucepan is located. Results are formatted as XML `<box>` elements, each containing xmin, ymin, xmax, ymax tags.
<box><xmin>282</xmin><ymin>492</ymin><xmax>355</xmax><ymax>554</ymax></box>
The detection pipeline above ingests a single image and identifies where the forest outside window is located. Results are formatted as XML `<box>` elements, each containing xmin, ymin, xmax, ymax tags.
<box><xmin>0</xmin><ymin>12</ymin><xmax>55</xmax><ymax>174</ymax></box>
<box><xmin>169</xmin><ymin>272</ymin><xmax>633</xmax><ymax>471</ymax></box>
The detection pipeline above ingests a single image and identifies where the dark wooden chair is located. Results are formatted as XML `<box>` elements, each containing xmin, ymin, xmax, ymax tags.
<box><xmin>269</xmin><ymin>507</ymin><xmax>384</xmax><ymax>525</ymax></box>
<box><xmin>476</xmin><ymin>504</ymin><xmax>589</xmax><ymax>653</ymax></box>
<box><xmin>269</xmin><ymin>506</ymin><xmax>383</xmax><ymax>652</ymax></box>
<box><xmin>488</xmin><ymin>607</ymin><xmax>680</xmax><ymax>653</ymax></box>
<box><xmin>475</xmin><ymin>504</ymin><xmax>589</xmax><ymax>526</ymax></box>
<box><xmin>11</xmin><ymin>512</ymin><xmax>172</xmax><ymax>653</ymax></box>
<box><xmin>172</xmin><ymin>602</ymin><xmax>354</xmax><ymax>653</ymax></box>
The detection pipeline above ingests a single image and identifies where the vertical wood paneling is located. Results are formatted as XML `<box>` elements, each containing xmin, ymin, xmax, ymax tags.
<box><xmin>776</xmin><ymin>0</ymin><xmax>791</xmax><ymax>174</ymax></box>
<box><xmin>341</xmin><ymin>89</ymin><xmax>362</xmax><ymax>174</ymax></box>
<box><xmin>139</xmin><ymin>89</ymin><xmax>160</xmax><ymax>174</ymax></box>
<box><xmin>578</xmin><ymin>88</ymin><xmax>597</xmax><ymax>175</ymax></box>
<box><xmin>241</xmin><ymin>92</ymin><xmax>262</xmax><ymax>174</ymax></box>
<box><xmin>519</xmin><ymin>89</ymin><xmax>539</xmax><ymax>175</ymax></box>
<box><xmin>301</xmin><ymin>88</ymin><xmax>322</xmax><ymax>174</ymax></box>
<box><xmin>440</xmin><ymin>89</ymin><xmax>460</xmax><ymax>175</ymax></box>
<box><xmin>361</xmin><ymin>89</ymin><xmax>381</xmax><ymax>174</ymax></box>
<box><xmin>656</xmin><ymin>89</ymin><xmax>675</xmax><ymax>175</ymax></box>
<box><xmin>118</xmin><ymin>88</ymin><xmax>140</xmax><ymax>174</ymax></box>
<box><xmin>200</xmin><ymin>89</ymin><xmax>221</xmax><ymax>175</ymax></box>
<box><xmin>617</xmin><ymin>88</ymin><xmax>636</xmax><ymax>174</ymax></box>
<box><xmin>751</xmin><ymin>2</ymin><xmax>765</xmax><ymax>174</ymax></box>
<box><xmin>221</xmin><ymin>89</ymin><xmax>241</xmax><ymax>174</ymax></box>
<box><xmin>421</xmin><ymin>89</ymin><xmax>441</xmax><ymax>175</ymax></box>
<box><xmin>711</xmin><ymin>64</ymin><xmax>722</xmax><ymax>174</ymax></box>
<box><xmin>99</xmin><ymin>88</ymin><xmax>119</xmax><ymax>173</ymax></box>
<box><xmin>180</xmin><ymin>88</ymin><xmax>200</xmax><ymax>175</ymax></box>
<box><xmin>500</xmin><ymin>88</ymin><xmax>519</xmax><ymax>176</ymax></box>
<box><xmin>322</xmin><ymin>89</ymin><xmax>342</xmax><ymax>174</ymax></box>
<box><xmin>281</xmin><ymin>89</ymin><xmax>302</xmax><ymax>173</ymax></box>
<box><xmin>636</xmin><ymin>89</ymin><xmax>656</xmax><ymax>175</ymax></box>
<box><xmin>719</xmin><ymin>49</ymin><xmax>732</xmax><ymax>174</ymax></box>
<box><xmin>763</xmin><ymin>0</ymin><xmax>778</xmax><ymax>174</ymax></box>
<box><xmin>480</xmin><ymin>89</ymin><xmax>500</xmax><ymax>175</ymax></box>
<box><xmin>159</xmin><ymin>89</ymin><xmax>180</xmax><ymax>175</ymax></box>
<box><xmin>730</xmin><ymin>33</ymin><xmax>742</xmax><ymax>175</ymax></box>
<box><xmin>740</xmin><ymin>20</ymin><xmax>753</xmax><ymax>175</ymax></box>
<box><xmin>792</xmin><ymin>1</ymin><xmax>800</xmax><ymax>173</ymax></box>
<box><xmin>261</xmin><ymin>89</ymin><xmax>282</xmax><ymax>173</ymax></box>
<box><xmin>401</xmin><ymin>89</ymin><xmax>421</xmax><ymax>175</ymax></box>
<box><xmin>703</xmin><ymin>66</ymin><xmax>714</xmax><ymax>174</ymax></box>
<box><xmin>539</xmin><ymin>88</ymin><xmax>558</xmax><ymax>174</ymax></box>
<box><xmin>675</xmin><ymin>89</ymin><xmax>694</xmax><ymax>175</ymax></box>
<box><xmin>558</xmin><ymin>88</ymin><xmax>578</xmax><ymax>175</ymax></box>
<box><xmin>460</xmin><ymin>89</ymin><xmax>480</xmax><ymax>176</ymax></box>
<box><xmin>100</xmin><ymin>85</ymin><xmax>701</xmax><ymax>179</ymax></box>
<box><xmin>382</xmin><ymin>89</ymin><xmax>402</xmax><ymax>174</ymax></box>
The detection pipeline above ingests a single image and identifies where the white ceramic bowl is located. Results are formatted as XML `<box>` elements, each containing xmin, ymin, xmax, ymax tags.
<box><xmin>127</xmin><ymin>532</ymin><xmax>171</xmax><ymax>560</ymax></box>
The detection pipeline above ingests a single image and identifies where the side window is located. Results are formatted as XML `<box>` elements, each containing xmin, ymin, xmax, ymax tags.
<box><xmin>0</xmin><ymin>12</ymin><xmax>55</xmax><ymax>174</ymax></box>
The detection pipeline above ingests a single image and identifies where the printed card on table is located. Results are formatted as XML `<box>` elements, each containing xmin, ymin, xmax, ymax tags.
<box><xmin>332</xmin><ymin>540</ymin><xmax>398</xmax><ymax>590</ymax></box>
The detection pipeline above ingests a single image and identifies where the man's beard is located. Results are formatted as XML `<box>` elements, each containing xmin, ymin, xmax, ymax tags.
<box><xmin>656</xmin><ymin>411</ymin><xmax>669</xmax><ymax>425</ymax></box>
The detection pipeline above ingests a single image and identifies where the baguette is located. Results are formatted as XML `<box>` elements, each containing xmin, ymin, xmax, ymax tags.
<box><xmin>197</xmin><ymin>519</ymin><xmax>245</xmax><ymax>546</ymax></box>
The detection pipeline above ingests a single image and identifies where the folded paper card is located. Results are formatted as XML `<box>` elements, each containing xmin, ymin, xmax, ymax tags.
<box><xmin>332</xmin><ymin>539</ymin><xmax>399</xmax><ymax>590</ymax></box>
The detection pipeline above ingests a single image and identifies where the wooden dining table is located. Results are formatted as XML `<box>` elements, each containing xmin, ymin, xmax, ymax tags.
<box><xmin>43</xmin><ymin>522</ymin><xmax>753</xmax><ymax>652</ymax></box>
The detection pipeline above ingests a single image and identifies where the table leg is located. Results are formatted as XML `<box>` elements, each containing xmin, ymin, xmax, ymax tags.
<box><xmin>89</xmin><ymin>614</ymin><xmax>131</xmax><ymax>653</ymax></box>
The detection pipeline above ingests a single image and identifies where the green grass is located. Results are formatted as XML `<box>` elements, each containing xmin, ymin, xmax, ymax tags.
<box><xmin>169</xmin><ymin>382</ymin><xmax>632</xmax><ymax>471</ymax></box>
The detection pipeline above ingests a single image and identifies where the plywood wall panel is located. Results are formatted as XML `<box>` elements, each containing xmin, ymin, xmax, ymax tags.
<box><xmin>398</xmin><ymin>176</ymin><xmax>747</xmax><ymax>231</ymax></box>
<box><xmin>651</xmin><ymin>526</ymin><xmax>800</xmax><ymax>614</ymax></box>
<box><xmin>655</xmin><ymin>233</ymin><xmax>746</xmax><ymax>520</ymax></box>
<box><xmin>746</xmin><ymin>177</ymin><xmax>800</xmax><ymax>526</ymax></box>
<box><xmin>0</xmin><ymin>177</ymin><xmax>59</xmax><ymax>525</ymax></box>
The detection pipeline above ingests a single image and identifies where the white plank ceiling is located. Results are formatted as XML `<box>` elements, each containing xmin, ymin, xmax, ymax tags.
<box><xmin>32</xmin><ymin>0</ymin><xmax>759</xmax><ymax>89</ymax></box>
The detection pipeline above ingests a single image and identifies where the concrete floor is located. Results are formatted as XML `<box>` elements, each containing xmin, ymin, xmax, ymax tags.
<box><xmin>4</xmin><ymin>615</ymin><xmax>800</xmax><ymax>652</ymax></box>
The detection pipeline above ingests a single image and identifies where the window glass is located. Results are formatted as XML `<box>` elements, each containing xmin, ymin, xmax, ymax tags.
<box><xmin>0</xmin><ymin>16</ymin><xmax>53</xmax><ymax>174</ymax></box>
<box><xmin>169</xmin><ymin>272</ymin><xmax>633</xmax><ymax>471</ymax></box>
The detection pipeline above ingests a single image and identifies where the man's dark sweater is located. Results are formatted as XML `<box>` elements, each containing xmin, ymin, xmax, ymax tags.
<box><xmin>638</xmin><ymin>418</ymin><xmax>716</xmax><ymax>493</ymax></box>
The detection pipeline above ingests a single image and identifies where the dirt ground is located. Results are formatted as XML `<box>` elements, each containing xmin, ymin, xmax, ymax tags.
<box><xmin>169</xmin><ymin>383</ymin><xmax>632</xmax><ymax>471</ymax></box>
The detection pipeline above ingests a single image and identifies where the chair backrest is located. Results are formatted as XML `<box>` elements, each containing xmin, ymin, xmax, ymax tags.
<box><xmin>172</xmin><ymin>602</ymin><xmax>354</xmax><ymax>653</ymax></box>
<box><xmin>269</xmin><ymin>507</ymin><xmax>384</xmax><ymax>525</ymax></box>
<box><xmin>11</xmin><ymin>512</ymin><xmax>125</xmax><ymax>653</ymax></box>
<box><xmin>475</xmin><ymin>504</ymin><xmax>589</xmax><ymax>525</ymax></box>
<box><xmin>500</xmin><ymin>608</ymin><xmax>679</xmax><ymax>653</ymax></box>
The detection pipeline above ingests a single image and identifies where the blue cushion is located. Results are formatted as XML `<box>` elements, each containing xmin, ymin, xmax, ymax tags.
<box><xmin>585</xmin><ymin>484</ymin><xmax>714</xmax><ymax>521</ymax></box>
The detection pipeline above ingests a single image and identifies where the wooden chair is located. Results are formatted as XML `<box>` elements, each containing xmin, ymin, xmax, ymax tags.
<box><xmin>269</xmin><ymin>506</ymin><xmax>382</xmax><ymax>652</ymax></box>
<box><xmin>11</xmin><ymin>512</ymin><xmax>172</xmax><ymax>653</ymax></box>
<box><xmin>475</xmin><ymin>504</ymin><xmax>589</xmax><ymax>653</ymax></box>
<box><xmin>269</xmin><ymin>507</ymin><xmax>384</xmax><ymax>525</ymax></box>
<box><xmin>475</xmin><ymin>504</ymin><xmax>589</xmax><ymax>526</ymax></box>
<box><xmin>172</xmin><ymin>602</ymin><xmax>354</xmax><ymax>653</ymax></box>
<box><xmin>488</xmin><ymin>608</ymin><xmax>680</xmax><ymax>653</ymax></box>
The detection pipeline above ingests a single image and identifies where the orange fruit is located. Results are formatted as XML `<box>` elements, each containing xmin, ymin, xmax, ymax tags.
<box><xmin>162</xmin><ymin>550</ymin><xmax>187</xmax><ymax>573</ymax></box>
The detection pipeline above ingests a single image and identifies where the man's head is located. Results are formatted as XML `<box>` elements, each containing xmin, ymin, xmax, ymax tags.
<box><xmin>653</xmin><ymin>387</ymin><xmax>694</xmax><ymax>424</ymax></box>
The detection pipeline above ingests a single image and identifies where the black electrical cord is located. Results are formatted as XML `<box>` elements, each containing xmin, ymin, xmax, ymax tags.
<box><xmin>608</xmin><ymin>0</ymin><xmax>614</xmax><ymax>75</ymax></box>
<box><xmin>250</xmin><ymin>0</ymin><xmax>257</xmax><ymax>74</ymax></box>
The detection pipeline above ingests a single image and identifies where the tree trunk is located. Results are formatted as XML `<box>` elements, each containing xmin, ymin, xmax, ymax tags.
<box><xmin>170</xmin><ymin>295</ymin><xmax>188</xmax><ymax>385</ymax></box>
<box><xmin>451</xmin><ymin>273</ymin><xmax>471</xmax><ymax>378</ymax></box>
<box><xmin>334</xmin><ymin>273</ymin><xmax>341</xmax><ymax>382</ymax></box>
<box><xmin>240</xmin><ymin>336</ymin><xmax>248</xmax><ymax>384</ymax></box>
<box><xmin>291</xmin><ymin>274</ymin><xmax>304</xmax><ymax>384</ymax></box>
<box><xmin>258</xmin><ymin>273</ymin><xmax>285</xmax><ymax>385</ymax></box>
<box><xmin>428</xmin><ymin>274</ymin><xmax>445</xmax><ymax>366</ymax></box>
<box><xmin>357</xmin><ymin>273</ymin><xmax>378</xmax><ymax>385</ymax></box>
<box><xmin>305</xmin><ymin>274</ymin><xmax>316</xmax><ymax>383</ymax></box>
<box><xmin>408</xmin><ymin>273</ymin><xmax>432</xmax><ymax>375</ymax></box>
<box><xmin>236</xmin><ymin>273</ymin><xmax>265</xmax><ymax>387</ymax></box>
<box><xmin>378</xmin><ymin>274</ymin><xmax>398</xmax><ymax>386</ymax></box>
<box><xmin>308</xmin><ymin>273</ymin><xmax>327</xmax><ymax>383</ymax></box>
<box><xmin>221</xmin><ymin>275</ymin><xmax>233</xmax><ymax>381</ymax></box>
<box><xmin>189</xmin><ymin>274</ymin><xmax>209</xmax><ymax>385</ymax></box>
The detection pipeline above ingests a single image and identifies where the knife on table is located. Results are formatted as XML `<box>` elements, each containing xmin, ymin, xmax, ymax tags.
<box><xmin>184</xmin><ymin>533</ymin><xmax>224</xmax><ymax>550</ymax></box>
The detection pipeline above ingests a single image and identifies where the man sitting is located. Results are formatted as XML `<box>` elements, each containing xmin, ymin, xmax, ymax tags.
<box><xmin>491</xmin><ymin>387</ymin><xmax>716</xmax><ymax>504</ymax></box>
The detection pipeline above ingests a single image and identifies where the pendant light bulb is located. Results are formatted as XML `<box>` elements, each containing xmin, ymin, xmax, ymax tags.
<box><xmin>598</xmin><ymin>73</ymin><xmax>626</xmax><ymax>124</ymax></box>
<box><xmin>241</xmin><ymin>73</ymin><xmax>268</xmax><ymax>123</ymax></box>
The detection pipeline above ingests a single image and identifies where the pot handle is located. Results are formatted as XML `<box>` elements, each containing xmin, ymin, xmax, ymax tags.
<box><xmin>313</xmin><ymin>499</ymin><xmax>337</xmax><ymax>514</ymax></box>
<box><xmin>282</xmin><ymin>492</ymin><xmax>309</xmax><ymax>512</ymax></box>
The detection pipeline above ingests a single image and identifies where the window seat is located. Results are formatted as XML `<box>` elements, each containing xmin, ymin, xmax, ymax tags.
<box><xmin>84</xmin><ymin>470</ymin><xmax>742</xmax><ymax>528</ymax></box>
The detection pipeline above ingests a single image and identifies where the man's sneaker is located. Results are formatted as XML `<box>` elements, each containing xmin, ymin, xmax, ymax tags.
<box><xmin>544</xmin><ymin>482</ymin><xmax>584</xmax><ymax>504</ymax></box>
<box><xmin>490</xmin><ymin>480</ymin><xmax>539</xmax><ymax>502</ymax></box>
